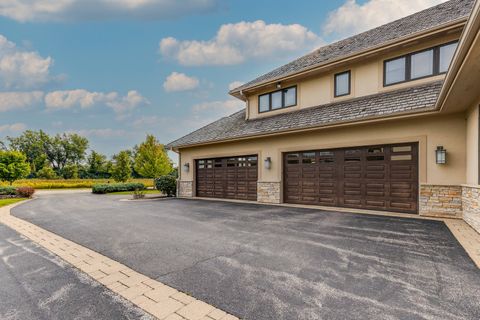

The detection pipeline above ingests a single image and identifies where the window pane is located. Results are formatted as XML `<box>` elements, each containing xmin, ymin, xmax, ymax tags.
<box><xmin>259</xmin><ymin>94</ymin><xmax>269</xmax><ymax>112</ymax></box>
<box><xmin>335</xmin><ymin>72</ymin><xmax>350</xmax><ymax>96</ymax></box>
<box><xmin>385</xmin><ymin>57</ymin><xmax>406</xmax><ymax>85</ymax></box>
<box><xmin>439</xmin><ymin>42</ymin><xmax>457</xmax><ymax>73</ymax></box>
<box><xmin>271</xmin><ymin>91</ymin><xmax>282</xmax><ymax>110</ymax></box>
<box><xmin>411</xmin><ymin>49</ymin><xmax>434</xmax><ymax>79</ymax></box>
<box><xmin>284</xmin><ymin>87</ymin><xmax>296</xmax><ymax>107</ymax></box>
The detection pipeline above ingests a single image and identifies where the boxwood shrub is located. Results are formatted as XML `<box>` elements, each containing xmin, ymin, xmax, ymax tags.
<box><xmin>0</xmin><ymin>186</ymin><xmax>17</xmax><ymax>195</ymax></box>
<box><xmin>92</xmin><ymin>182</ymin><xmax>145</xmax><ymax>194</ymax></box>
<box><xmin>155</xmin><ymin>175</ymin><xmax>176</xmax><ymax>197</ymax></box>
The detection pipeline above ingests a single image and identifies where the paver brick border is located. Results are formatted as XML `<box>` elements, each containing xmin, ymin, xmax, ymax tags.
<box><xmin>0</xmin><ymin>200</ymin><xmax>239</xmax><ymax>320</ymax></box>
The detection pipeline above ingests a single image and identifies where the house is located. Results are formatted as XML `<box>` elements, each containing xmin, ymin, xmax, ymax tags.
<box><xmin>167</xmin><ymin>0</ymin><xmax>480</xmax><ymax>233</ymax></box>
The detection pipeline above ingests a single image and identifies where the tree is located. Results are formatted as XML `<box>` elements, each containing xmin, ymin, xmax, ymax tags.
<box><xmin>0</xmin><ymin>151</ymin><xmax>31</xmax><ymax>185</ymax></box>
<box><xmin>87</xmin><ymin>151</ymin><xmax>110</xmax><ymax>178</ymax></box>
<box><xmin>8</xmin><ymin>130</ymin><xmax>50</xmax><ymax>174</ymax></box>
<box><xmin>112</xmin><ymin>151</ymin><xmax>131</xmax><ymax>182</ymax></box>
<box><xmin>134</xmin><ymin>135</ymin><xmax>173</xmax><ymax>179</ymax></box>
<box><xmin>62</xmin><ymin>164</ymin><xmax>79</xmax><ymax>179</ymax></box>
<box><xmin>0</xmin><ymin>140</ymin><xmax>6</xmax><ymax>150</ymax></box>
<box><xmin>44</xmin><ymin>133</ymin><xmax>89</xmax><ymax>171</ymax></box>
<box><xmin>37</xmin><ymin>165</ymin><xmax>58</xmax><ymax>180</ymax></box>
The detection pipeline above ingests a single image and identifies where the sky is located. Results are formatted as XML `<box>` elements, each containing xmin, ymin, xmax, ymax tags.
<box><xmin>0</xmin><ymin>0</ymin><xmax>448</xmax><ymax>164</ymax></box>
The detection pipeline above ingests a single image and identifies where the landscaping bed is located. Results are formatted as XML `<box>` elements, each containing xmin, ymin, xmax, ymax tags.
<box><xmin>0</xmin><ymin>179</ymin><xmax>154</xmax><ymax>189</ymax></box>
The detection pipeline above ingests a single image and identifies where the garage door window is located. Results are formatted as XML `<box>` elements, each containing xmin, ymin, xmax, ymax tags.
<box><xmin>287</xmin><ymin>154</ymin><xmax>300</xmax><ymax>164</ymax></box>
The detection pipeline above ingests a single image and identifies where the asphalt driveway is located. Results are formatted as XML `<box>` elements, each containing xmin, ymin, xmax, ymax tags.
<box><xmin>0</xmin><ymin>223</ymin><xmax>151</xmax><ymax>320</ymax></box>
<box><xmin>12</xmin><ymin>194</ymin><xmax>480</xmax><ymax>320</ymax></box>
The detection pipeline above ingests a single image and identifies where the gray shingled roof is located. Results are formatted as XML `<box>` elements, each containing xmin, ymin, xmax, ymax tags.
<box><xmin>167</xmin><ymin>81</ymin><xmax>443</xmax><ymax>148</ymax></box>
<box><xmin>231</xmin><ymin>0</ymin><xmax>473</xmax><ymax>93</ymax></box>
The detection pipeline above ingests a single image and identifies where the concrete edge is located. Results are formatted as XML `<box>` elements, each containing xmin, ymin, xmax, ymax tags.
<box><xmin>0</xmin><ymin>200</ymin><xmax>239</xmax><ymax>320</ymax></box>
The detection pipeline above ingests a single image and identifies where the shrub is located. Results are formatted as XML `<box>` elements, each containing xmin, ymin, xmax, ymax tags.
<box><xmin>37</xmin><ymin>166</ymin><xmax>58</xmax><ymax>180</ymax></box>
<box><xmin>132</xmin><ymin>188</ymin><xmax>146</xmax><ymax>199</ymax></box>
<box><xmin>92</xmin><ymin>182</ymin><xmax>145</xmax><ymax>194</ymax></box>
<box><xmin>155</xmin><ymin>175</ymin><xmax>176</xmax><ymax>197</ymax></box>
<box><xmin>0</xmin><ymin>186</ymin><xmax>17</xmax><ymax>195</ymax></box>
<box><xmin>16</xmin><ymin>186</ymin><xmax>35</xmax><ymax>198</ymax></box>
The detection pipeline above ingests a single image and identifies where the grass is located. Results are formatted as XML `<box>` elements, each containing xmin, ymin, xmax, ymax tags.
<box><xmin>0</xmin><ymin>179</ymin><xmax>154</xmax><ymax>189</ymax></box>
<box><xmin>108</xmin><ymin>189</ymin><xmax>161</xmax><ymax>195</ymax></box>
<box><xmin>0</xmin><ymin>198</ymin><xmax>27</xmax><ymax>208</ymax></box>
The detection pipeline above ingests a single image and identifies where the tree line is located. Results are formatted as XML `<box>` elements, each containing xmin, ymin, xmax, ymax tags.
<box><xmin>0</xmin><ymin>130</ymin><xmax>174</xmax><ymax>182</ymax></box>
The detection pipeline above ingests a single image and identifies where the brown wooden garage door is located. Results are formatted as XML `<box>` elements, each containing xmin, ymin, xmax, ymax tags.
<box><xmin>284</xmin><ymin>143</ymin><xmax>418</xmax><ymax>214</ymax></box>
<box><xmin>196</xmin><ymin>155</ymin><xmax>258</xmax><ymax>201</ymax></box>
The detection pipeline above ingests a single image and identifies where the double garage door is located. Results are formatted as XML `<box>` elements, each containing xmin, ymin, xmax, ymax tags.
<box><xmin>196</xmin><ymin>156</ymin><xmax>258</xmax><ymax>201</ymax></box>
<box><xmin>284</xmin><ymin>143</ymin><xmax>419</xmax><ymax>214</ymax></box>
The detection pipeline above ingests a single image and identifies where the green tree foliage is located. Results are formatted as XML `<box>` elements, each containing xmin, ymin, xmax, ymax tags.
<box><xmin>7</xmin><ymin>130</ymin><xmax>50</xmax><ymax>173</ymax></box>
<box><xmin>86</xmin><ymin>151</ymin><xmax>110</xmax><ymax>178</ymax></box>
<box><xmin>0</xmin><ymin>150</ymin><xmax>31</xmax><ymax>185</ymax></box>
<box><xmin>36</xmin><ymin>165</ymin><xmax>58</xmax><ymax>180</ymax></box>
<box><xmin>8</xmin><ymin>131</ymin><xmax>89</xmax><ymax>174</ymax></box>
<box><xmin>62</xmin><ymin>164</ymin><xmax>79</xmax><ymax>179</ymax></box>
<box><xmin>134</xmin><ymin>135</ymin><xmax>173</xmax><ymax>178</ymax></box>
<box><xmin>112</xmin><ymin>151</ymin><xmax>132</xmax><ymax>182</ymax></box>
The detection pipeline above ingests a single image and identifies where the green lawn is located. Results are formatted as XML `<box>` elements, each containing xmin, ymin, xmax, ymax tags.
<box><xmin>0</xmin><ymin>198</ymin><xmax>27</xmax><ymax>208</ymax></box>
<box><xmin>107</xmin><ymin>190</ymin><xmax>161</xmax><ymax>195</ymax></box>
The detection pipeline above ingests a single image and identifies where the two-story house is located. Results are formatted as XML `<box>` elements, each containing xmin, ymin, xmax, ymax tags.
<box><xmin>167</xmin><ymin>0</ymin><xmax>480</xmax><ymax>233</ymax></box>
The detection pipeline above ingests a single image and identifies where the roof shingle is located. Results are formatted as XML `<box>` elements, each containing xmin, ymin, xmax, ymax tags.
<box><xmin>231</xmin><ymin>0</ymin><xmax>473</xmax><ymax>93</ymax></box>
<box><xmin>167</xmin><ymin>81</ymin><xmax>443</xmax><ymax>149</ymax></box>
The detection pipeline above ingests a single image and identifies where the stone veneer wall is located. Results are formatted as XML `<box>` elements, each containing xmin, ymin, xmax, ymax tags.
<box><xmin>178</xmin><ymin>180</ymin><xmax>193</xmax><ymax>197</ymax></box>
<box><xmin>257</xmin><ymin>182</ymin><xmax>281</xmax><ymax>204</ymax></box>
<box><xmin>419</xmin><ymin>184</ymin><xmax>463</xmax><ymax>218</ymax></box>
<box><xmin>462</xmin><ymin>185</ymin><xmax>480</xmax><ymax>233</ymax></box>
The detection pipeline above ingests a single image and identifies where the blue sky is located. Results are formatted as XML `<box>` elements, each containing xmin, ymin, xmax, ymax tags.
<box><xmin>0</xmin><ymin>0</ymin><xmax>447</xmax><ymax>163</ymax></box>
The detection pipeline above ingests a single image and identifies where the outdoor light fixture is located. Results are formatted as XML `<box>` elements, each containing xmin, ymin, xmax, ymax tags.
<box><xmin>183</xmin><ymin>162</ymin><xmax>190</xmax><ymax>172</ymax></box>
<box><xmin>435</xmin><ymin>146</ymin><xmax>447</xmax><ymax>164</ymax></box>
<box><xmin>276</xmin><ymin>82</ymin><xmax>282</xmax><ymax>89</ymax></box>
<box><xmin>264</xmin><ymin>157</ymin><xmax>272</xmax><ymax>170</ymax></box>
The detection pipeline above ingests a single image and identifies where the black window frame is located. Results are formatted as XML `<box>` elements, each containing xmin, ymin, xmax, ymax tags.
<box><xmin>258</xmin><ymin>86</ymin><xmax>297</xmax><ymax>113</ymax></box>
<box><xmin>383</xmin><ymin>40</ymin><xmax>458</xmax><ymax>87</ymax></box>
<box><xmin>334</xmin><ymin>70</ymin><xmax>351</xmax><ymax>98</ymax></box>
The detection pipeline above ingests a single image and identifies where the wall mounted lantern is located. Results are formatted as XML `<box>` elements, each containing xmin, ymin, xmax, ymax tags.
<box><xmin>264</xmin><ymin>157</ymin><xmax>272</xmax><ymax>170</ymax></box>
<box><xmin>435</xmin><ymin>146</ymin><xmax>447</xmax><ymax>164</ymax></box>
<box><xmin>183</xmin><ymin>162</ymin><xmax>190</xmax><ymax>172</ymax></box>
<box><xmin>276</xmin><ymin>82</ymin><xmax>282</xmax><ymax>89</ymax></box>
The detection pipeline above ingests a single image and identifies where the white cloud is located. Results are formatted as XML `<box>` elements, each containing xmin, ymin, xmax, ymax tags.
<box><xmin>190</xmin><ymin>99</ymin><xmax>244</xmax><ymax>126</ymax></box>
<box><xmin>0</xmin><ymin>122</ymin><xmax>27</xmax><ymax>133</ymax></box>
<box><xmin>163</xmin><ymin>72</ymin><xmax>199</xmax><ymax>92</ymax></box>
<box><xmin>69</xmin><ymin>128</ymin><xmax>128</xmax><ymax>138</ymax></box>
<box><xmin>0</xmin><ymin>0</ymin><xmax>219</xmax><ymax>22</ymax></box>
<box><xmin>45</xmin><ymin>89</ymin><xmax>149</xmax><ymax>113</ymax></box>
<box><xmin>159</xmin><ymin>20</ymin><xmax>320</xmax><ymax>66</ymax></box>
<box><xmin>323</xmin><ymin>0</ymin><xmax>448</xmax><ymax>38</ymax></box>
<box><xmin>0</xmin><ymin>34</ymin><xmax>53</xmax><ymax>90</ymax></box>
<box><xmin>0</xmin><ymin>91</ymin><xmax>44</xmax><ymax>111</ymax></box>
<box><xmin>228</xmin><ymin>81</ymin><xmax>244</xmax><ymax>91</ymax></box>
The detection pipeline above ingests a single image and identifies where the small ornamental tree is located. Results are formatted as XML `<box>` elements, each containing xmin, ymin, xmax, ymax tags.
<box><xmin>134</xmin><ymin>135</ymin><xmax>173</xmax><ymax>179</ymax></box>
<box><xmin>112</xmin><ymin>151</ymin><xmax>132</xmax><ymax>182</ymax></box>
<box><xmin>0</xmin><ymin>150</ymin><xmax>31</xmax><ymax>185</ymax></box>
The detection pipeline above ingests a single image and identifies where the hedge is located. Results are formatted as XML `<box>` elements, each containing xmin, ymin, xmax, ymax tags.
<box><xmin>92</xmin><ymin>182</ymin><xmax>145</xmax><ymax>194</ymax></box>
<box><xmin>0</xmin><ymin>186</ymin><xmax>17</xmax><ymax>195</ymax></box>
<box><xmin>0</xmin><ymin>179</ymin><xmax>154</xmax><ymax>189</ymax></box>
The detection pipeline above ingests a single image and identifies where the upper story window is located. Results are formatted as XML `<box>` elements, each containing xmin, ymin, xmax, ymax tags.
<box><xmin>334</xmin><ymin>71</ymin><xmax>351</xmax><ymax>97</ymax></box>
<box><xmin>384</xmin><ymin>41</ymin><xmax>458</xmax><ymax>86</ymax></box>
<box><xmin>258</xmin><ymin>86</ymin><xmax>297</xmax><ymax>113</ymax></box>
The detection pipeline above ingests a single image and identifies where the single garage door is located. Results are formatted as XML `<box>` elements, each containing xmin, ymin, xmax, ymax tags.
<box><xmin>284</xmin><ymin>143</ymin><xmax>418</xmax><ymax>214</ymax></box>
<box><xmin>196</xmin><ymin>155</ymin><xmax>258</xmax><ymax>201</ymax></box>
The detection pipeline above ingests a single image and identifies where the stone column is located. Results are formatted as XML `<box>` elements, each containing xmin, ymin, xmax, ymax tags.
<box><xmin>257</xmin><ymin>182</ymin><xmax>281</xmax><ymax>204</ymax></box>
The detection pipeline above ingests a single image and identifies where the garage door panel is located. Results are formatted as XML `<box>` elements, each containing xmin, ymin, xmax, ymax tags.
<box><xmin>284</xmin><ymin>143</ymin><xmax>418</xmax><ymax>214</ymax></box>
<box><xmin>196</xmin><ymin>155</ymin><xmax>257</xmax><ymax>201</ymax></box>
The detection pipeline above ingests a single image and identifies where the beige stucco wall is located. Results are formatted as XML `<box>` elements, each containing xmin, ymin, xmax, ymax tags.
<box><xmin>466</xmin><ymin>103</ymin><xmax>479</xmax><ymax>185</ymax></box>
<box><xmin>247</xmin><ymin>33</ymin><xmax>460</xmax><ymax>120</ymax></box>
<box><xmin>179</xmin><ymin>113</ymin><xmax>467</xmax><ymax>195</ymax></box>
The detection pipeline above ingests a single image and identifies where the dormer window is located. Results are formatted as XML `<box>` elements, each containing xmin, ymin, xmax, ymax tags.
<box><xmin>258</xmin><ymin>86</ymin><xmax>297</xmax><ymax>113</ymax></box>
<box><xmin>383</xmin><ymin>41</ymin><xmax>458</xmax><ymax>87</ymax></box>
